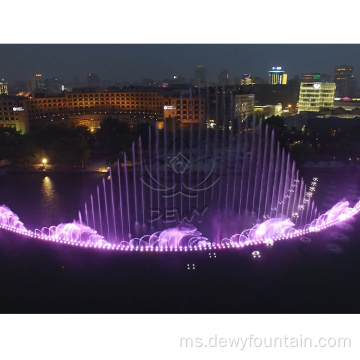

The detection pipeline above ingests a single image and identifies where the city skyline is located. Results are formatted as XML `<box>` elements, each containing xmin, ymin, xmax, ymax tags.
<box><xmin>1</xmin><ymin>44</ymin><xmax>360</xmax><ymax>84</ymax></box>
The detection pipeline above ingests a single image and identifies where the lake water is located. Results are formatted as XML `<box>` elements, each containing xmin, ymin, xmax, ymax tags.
<box><xmin>0</xmin><ymin>172</ymin><xmax>104</xmax><ymax>230</ymax></box>
<box><xmin>1</xmin><ymin>168</ymin><xmax>359</xmax><ymax>232</ymax></box>
<box><xmin>1</xmin><ymin>169</ymin><xmax>360</xmax><ymax>313</ymax></box>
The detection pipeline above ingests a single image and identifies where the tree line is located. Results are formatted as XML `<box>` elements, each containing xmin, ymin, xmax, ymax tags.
<box><xmin>1</xmin><ymin>115</ymin><xmax>360</xmax><ymax>169</ymax></box>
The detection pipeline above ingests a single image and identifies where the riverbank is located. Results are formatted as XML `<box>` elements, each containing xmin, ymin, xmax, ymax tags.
<box><xmin>0</xmin><ymin>162</ymin><xmax>110</xmax><ymax>174</ymax></box>
<box><xmin>5</xmin><ymin>168</ymin><xmax>108</xmax><ymax>174</ymax></box>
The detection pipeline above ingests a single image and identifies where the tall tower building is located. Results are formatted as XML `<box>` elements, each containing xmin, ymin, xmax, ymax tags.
<box><xmin>26</xmin><ymin>74</ymin><xmax>44</xmax><ymax>93</ymax></box>
<box><xmin>194</xmin><ymin>65</ymin><xmax>207</xmax><ymax>84</ymax></box>
<box><xmin>34</xmin><ymin>74</ymin><xmax>43</xmax><ymax>90</ymax></box>
<box><xmin>334</xmin><ymin>65</ymin><xmax>356</xmax><ymax>97</ymax></box>
<box><xmin>268</xmin><ymin>67</ymin><xmax>287</xmax><ymax>85</ymax></box>
<box><xmin>0</xmin><ymin>79</ymin><xmax>8</xmax><ymax>95</ymax></box>
<box><xmin>298</xmin><ymin>82</ymin><xmax>335</xmax><ymax>112</ymax></box>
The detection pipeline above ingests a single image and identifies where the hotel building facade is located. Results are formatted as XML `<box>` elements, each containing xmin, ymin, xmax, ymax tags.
<box><xmin>0</xmin><ymin>96</ymin><xmax>29</xmax><ymax>133</ymax></box>
<box><xmin>0</xmin><ymin>90</ymin><xmax>206</xmax><ymax>133</ymax></box>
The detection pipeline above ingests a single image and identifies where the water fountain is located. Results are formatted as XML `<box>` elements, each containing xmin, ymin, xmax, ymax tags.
<box><xmin>67</xmin><ymin>113</ymin><xmax>357</xmax><ymax>250</ymax></box>
<box><xmin>0</xmin><ymin>91</ymin><xmax>359</xmax><ymax>253</ymax></box>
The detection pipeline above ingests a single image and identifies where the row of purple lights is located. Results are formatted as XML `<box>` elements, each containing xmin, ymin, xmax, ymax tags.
<box><xmin>0</xmin><ymin>208</ymin><xmax>358</xmax><ymax>253</ymax></box>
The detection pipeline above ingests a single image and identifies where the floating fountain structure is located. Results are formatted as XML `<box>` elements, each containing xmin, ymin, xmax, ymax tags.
<box><xmin>1</xmin><ymin>90</ymin><xmax>359</xmax><ymax>253</ymax></box>
<box><xmin>75</xmin><ymin>111</ymin><xmax>351</xmax><ymax>250</ymax></box>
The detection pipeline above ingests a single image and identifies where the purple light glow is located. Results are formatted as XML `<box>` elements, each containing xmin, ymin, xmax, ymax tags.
<box><xmin>0</xmin><ymin>200</ymin><xmax>359</xmax><ymax>253</ymax></box>
<box><xmin>0</xmin><ymin>205</ymin><xmax>27</xmax><ymax>231</ymax></box>
<box><xmin>36</xmin><ymin>222</ymin><xmax>107</xmax><ymax>246</ymax></box>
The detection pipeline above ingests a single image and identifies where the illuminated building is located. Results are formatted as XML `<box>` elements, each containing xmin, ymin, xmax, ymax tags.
<box><xmin>334</xmin><ymin>65</ymin><xmax>356</xmax><ymax>97</ymax></box>
<box><xmin>163</xmin><ymin>96</ymin><xmax>206</xmax><ymax>128</ymax></box>
<box><xmin>254</xmin><ymin>104</ymin><xmax>282</xmax><ymax>119</ymax></box>
<box><xmin>298</xmin><ymin>82</ymin><xmax>335</xmax><ymax>112</ymax></box>
<box><xmin>241</xmin><ymin>74</ymin><xmax>254</xmax><ymax>85</ymax></box>
<box><xmin>268</xmin><ymin>67</ymin><xmax>287</xmax><ymax>85</ymax></box>
<box><xmin>313</xmin><ymin>98</ymin><xmax>360</xmax><ymax>118</ymax></box>
<box><xmin>0</xmin><ymin>96</ymin><xmax>29</xmax><ymax>133</ymax></box>
<box><xmin>34</xmin><ymin>74</ymin><xmax>43</xmax><ymax>89</ymax></box>
<box><xmin>301</xmin><ymin>73</ymin><xmax>330</xmax><ymax>83</ymax></box>
<box><xmin>234</xmin><ymin>94</ymin><xmax>255</xmax><ymax>120</ymax></box>
<box><xmin>6</xmin><ymin>90</ymin><xmax>204</xmax><ymax>131</ymax></box>
<box><xmin>25</xmin><ymin>91</ymin><xmax>164</xmax><ymax>130</ymax></box>
<box><xmin>27</xmin><ymin>74</ymin><xmax>44</xmax><ymax>92</ymax></box>
<box><xmin>0</xmin><ymin>79</ymin><xmax>8</xmax><ymax>95</ymax></box>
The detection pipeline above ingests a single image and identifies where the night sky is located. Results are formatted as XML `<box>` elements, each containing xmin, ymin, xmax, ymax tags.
<box><xmin>1</xmin><ymin>44</ymin><xmax>360</xmax><ymax>84</ymax></box>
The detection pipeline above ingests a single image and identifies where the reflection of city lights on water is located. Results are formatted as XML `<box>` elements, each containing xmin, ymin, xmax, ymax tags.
<box><xmin>42</xmin><ymin>176</ymin><xmax>56</xmax><ymax>200</ymax></box>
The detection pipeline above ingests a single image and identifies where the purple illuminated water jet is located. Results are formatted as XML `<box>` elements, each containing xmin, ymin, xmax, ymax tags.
<box><xmin>1</xmin><ymin>92</ymin><xmax>359</xmax><ymax>254</ymax></box>
<box><xmin>0</xmin><ymin>200</ymin><xmax>359</xmax><ymax>252</ymax></box>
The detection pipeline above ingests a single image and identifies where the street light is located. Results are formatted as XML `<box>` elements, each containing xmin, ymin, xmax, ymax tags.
<box><xmin>42</xmin><ymin>158</ymin><xmax>47</xmax><ymax>170</ymax></box>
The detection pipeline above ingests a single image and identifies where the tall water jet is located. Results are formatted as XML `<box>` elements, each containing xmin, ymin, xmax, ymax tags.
<box><xmin>79</xmin><ymin>89</ymin><xmax>318</xmax><ymax>246</ymax></box>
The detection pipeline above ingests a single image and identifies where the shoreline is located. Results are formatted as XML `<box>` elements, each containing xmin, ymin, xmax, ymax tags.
<box><xmin>1</xmin><ymin>168</ymin><xmax>108</xmax><ymax>175</ymax></box>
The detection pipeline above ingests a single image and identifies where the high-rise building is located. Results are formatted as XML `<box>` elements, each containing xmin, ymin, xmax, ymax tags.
<box><xmin>241</xmin><ymin>74</ymin><xmax>254</xmax><ymax>85</ymax></box>
<box><xmin>234</xmin><ymin>93</ymin><xmax>255</xmax><ymax>120</ymax></box>
<box><xmin>298</xmin><ymin>82</ymin><xmax>336</xmax><ymax>112</ymax></box>
<box><xmin>334</xmin><ymin>65</ymin><xmax>356</xmax><ymax>97</ymax></box>
<box><xmin>0</xmin><ymin>79</ymin><xmax>8</xmax><ymax>95</ymax></box>
<box><xmin>301</xmin><ymin>73</ymin><xmax>330</xmax><ymax>83</ymax></box>
<box><xmin>26</xmin><ymin>74</ymin><xmax>44</xmax><ymax>93</ymax></box>
<box><xmin>268</xmin><ymin>67</ymin><xmax>287</xmax><ymax>85</ymax></box>
<box><xmin>194</xmin><ymin>65</ymin><xmax>207</xmax><ymax>84</ymax></box>
<box><xmin>34</xmin><ymin>74</ymin><xmax>43</xmax><ymax>90</ymax></box>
